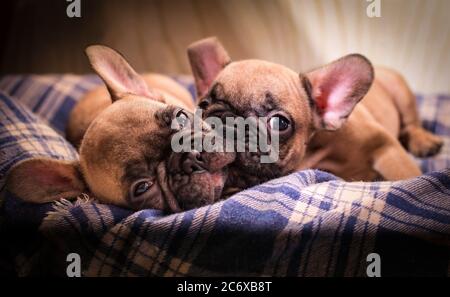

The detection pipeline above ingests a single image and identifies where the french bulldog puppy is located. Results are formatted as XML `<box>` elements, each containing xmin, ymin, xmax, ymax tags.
<box><xmin>6</xmin><ymin>45</ymin><xmax>235</xmax><ymax>212</ymax></box>
<box><xmin>187</xmin><ymin>37</ymin><xmax>443</xmax><ymax>192</ymax></box>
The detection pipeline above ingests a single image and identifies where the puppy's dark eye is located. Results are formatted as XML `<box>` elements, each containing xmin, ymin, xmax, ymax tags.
<box><xmin>176</xmin><ymin>110</ymin><xmax>189</xmax><ymax>127</ymax></box>
<box><xmin>173</xmin><ymin>110</ymin><xmax>190</xmax><ymax>130</ymax></box>
<box><xmin>269</xmin><ymin>115</ymin><xmax>290</xmax><ymax>131</ymax></box>
<box><xmin>199</xmin><ymin>98</ymin><xmax>210</xmax><ymax>109</ymax></box>
<box><xmin>132</xmin><ymin>180</ymin><xmax>153</xmax><ymax>197</ymax></box>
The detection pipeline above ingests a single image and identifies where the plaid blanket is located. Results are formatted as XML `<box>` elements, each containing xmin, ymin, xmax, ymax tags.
<box><xmin>0</xmin><ymin>75</ymin><xmax>449</xmax><ymax>276</ymax></box>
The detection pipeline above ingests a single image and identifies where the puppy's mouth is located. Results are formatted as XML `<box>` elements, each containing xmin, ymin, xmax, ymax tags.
<box><xmin>157</xmin><ymin>151</ymin><xmax>234</xmax><ymax>213</ymax></box>
<box><xmin>168</xmin><ymin>152</ymin><xmax>207</xmax><ymax>175</ymax></box>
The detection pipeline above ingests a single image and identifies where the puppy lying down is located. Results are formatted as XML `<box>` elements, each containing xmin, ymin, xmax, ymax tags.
<box><xmin>187</xmin><ymin>37</ymin><xmax>443</xmax><ymax>194</ymax></box>
<box><xmin>5</xmin><ymin>46</ymin><xmax>235</xmax><ymax>212</ymax></box>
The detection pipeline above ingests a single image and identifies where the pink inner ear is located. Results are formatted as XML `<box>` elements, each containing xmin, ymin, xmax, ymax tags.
<box><xmin>89</xmin><ymin>47</ymin><xmax>160</xmax><ymax>101</ymax></box>
<box><xmin>105</xmin><ymin>59</ymin><xmax>153</xmax><ymax>99</ymax></box>
<box><xmin>309</xmin><ymin>55</ymin><xmax>373</xmax><ymax>130</ymax></box>
<box><xmin>316</xmin><ymin>69</ymin><xmax>355</xmax><ymax>109</ymax></box>
<box><xmin>317</xmin><ymin>75</ymin><xmax>357</xmax><ymax>129</ymax></box>
<box><xmin>24</xmin><ymin>163</ymin><xmax>72</xmax><ymax>188</ymax></box>
<box><xmin>315</xmin><ymin>85</ymin><xmax>329</xmax><ymax>113</ymax></box>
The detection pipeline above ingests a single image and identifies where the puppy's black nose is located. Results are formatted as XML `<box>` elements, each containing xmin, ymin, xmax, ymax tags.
<box><xmin>181</xmin><ymin>151</ymin><xmax>205</xmax><ymax>174</ymax></box>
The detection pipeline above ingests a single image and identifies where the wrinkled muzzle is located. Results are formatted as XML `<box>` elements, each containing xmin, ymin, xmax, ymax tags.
<box><xmin>159</xmin><ymin>126</ymin><xmax>235</xmax><ymax>212</ymax></box>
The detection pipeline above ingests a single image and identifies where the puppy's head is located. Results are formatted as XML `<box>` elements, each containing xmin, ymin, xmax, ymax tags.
<box><xmin>6</xmin><ymin>45</ymin><xmax>234</xmax><ymax>212</ymax></box>
<box><xmin>188</xmin><ymin>37</ymin><xmax>374</xmax><ymax>188</ymax></box>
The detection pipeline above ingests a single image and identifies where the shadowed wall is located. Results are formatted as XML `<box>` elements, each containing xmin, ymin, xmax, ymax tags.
<box><xmin>0</xmin><ymin>0</ymin><xmax>449</xmax><ymax>93</ymax></box>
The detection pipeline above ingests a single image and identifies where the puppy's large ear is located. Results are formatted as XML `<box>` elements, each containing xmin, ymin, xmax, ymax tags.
<box><xmin>5</xmin><ymin>158</ymin><xmax>86</xmax><ymax>203</ymax></box>
<box><xmin>85</xmin><ymin>45</ymin><xmax>162</xmax><ymax>102</ymax></box>
<box><xmin>187</xmin><ymin>37</ymin><xmax>231</xmax><ymax>98</ymax></box>
<box><xmin>304</xmin><ymin>54</ymin><xmax>374</xmax><ymax>130</ymax></box>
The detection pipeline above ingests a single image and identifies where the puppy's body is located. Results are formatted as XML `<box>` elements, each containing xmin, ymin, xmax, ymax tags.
<box><xmin>67</xmin><ymin>73</ymin><xmax>195</xmax><ymax>147</ymax></box>
<box><xmin>187</xmin><ymin>37</ymin><xmax>443</xmax><ymax>192</ymax></box>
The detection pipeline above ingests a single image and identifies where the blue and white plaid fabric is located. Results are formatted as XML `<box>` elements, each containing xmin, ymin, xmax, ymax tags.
<box><xmin>0</xmin><ymin>75</ymin><xmax>449</xmax><ymax>276</ymax></box>
<box><xmin>0</xmin><ymin>91</ymin><xmax>78</xmax><ymax>189</ymax></box>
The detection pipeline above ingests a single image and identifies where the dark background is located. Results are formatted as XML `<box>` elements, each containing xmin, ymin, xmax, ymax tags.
<box><xmin>0</xmin><ymin>0</ymin><xmax>448</xmax><ymax>93</ymax></box>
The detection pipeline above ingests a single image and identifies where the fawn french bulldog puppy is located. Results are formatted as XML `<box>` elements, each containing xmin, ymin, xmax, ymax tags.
<box><xmin>187</xmin><ymin>37</ymin><xmax>443</xmax><ymax>192</ymax></box>
<box><xmin>6</xmin><ymin>45</ymin><xmax>234</xmax><ymax>211</ymax></box>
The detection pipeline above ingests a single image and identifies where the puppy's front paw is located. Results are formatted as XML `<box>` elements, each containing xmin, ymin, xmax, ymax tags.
<box><xmin>401</xmin><ymin>126</ymin><xmax>443</xmax><ymax>158</ymax></box>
